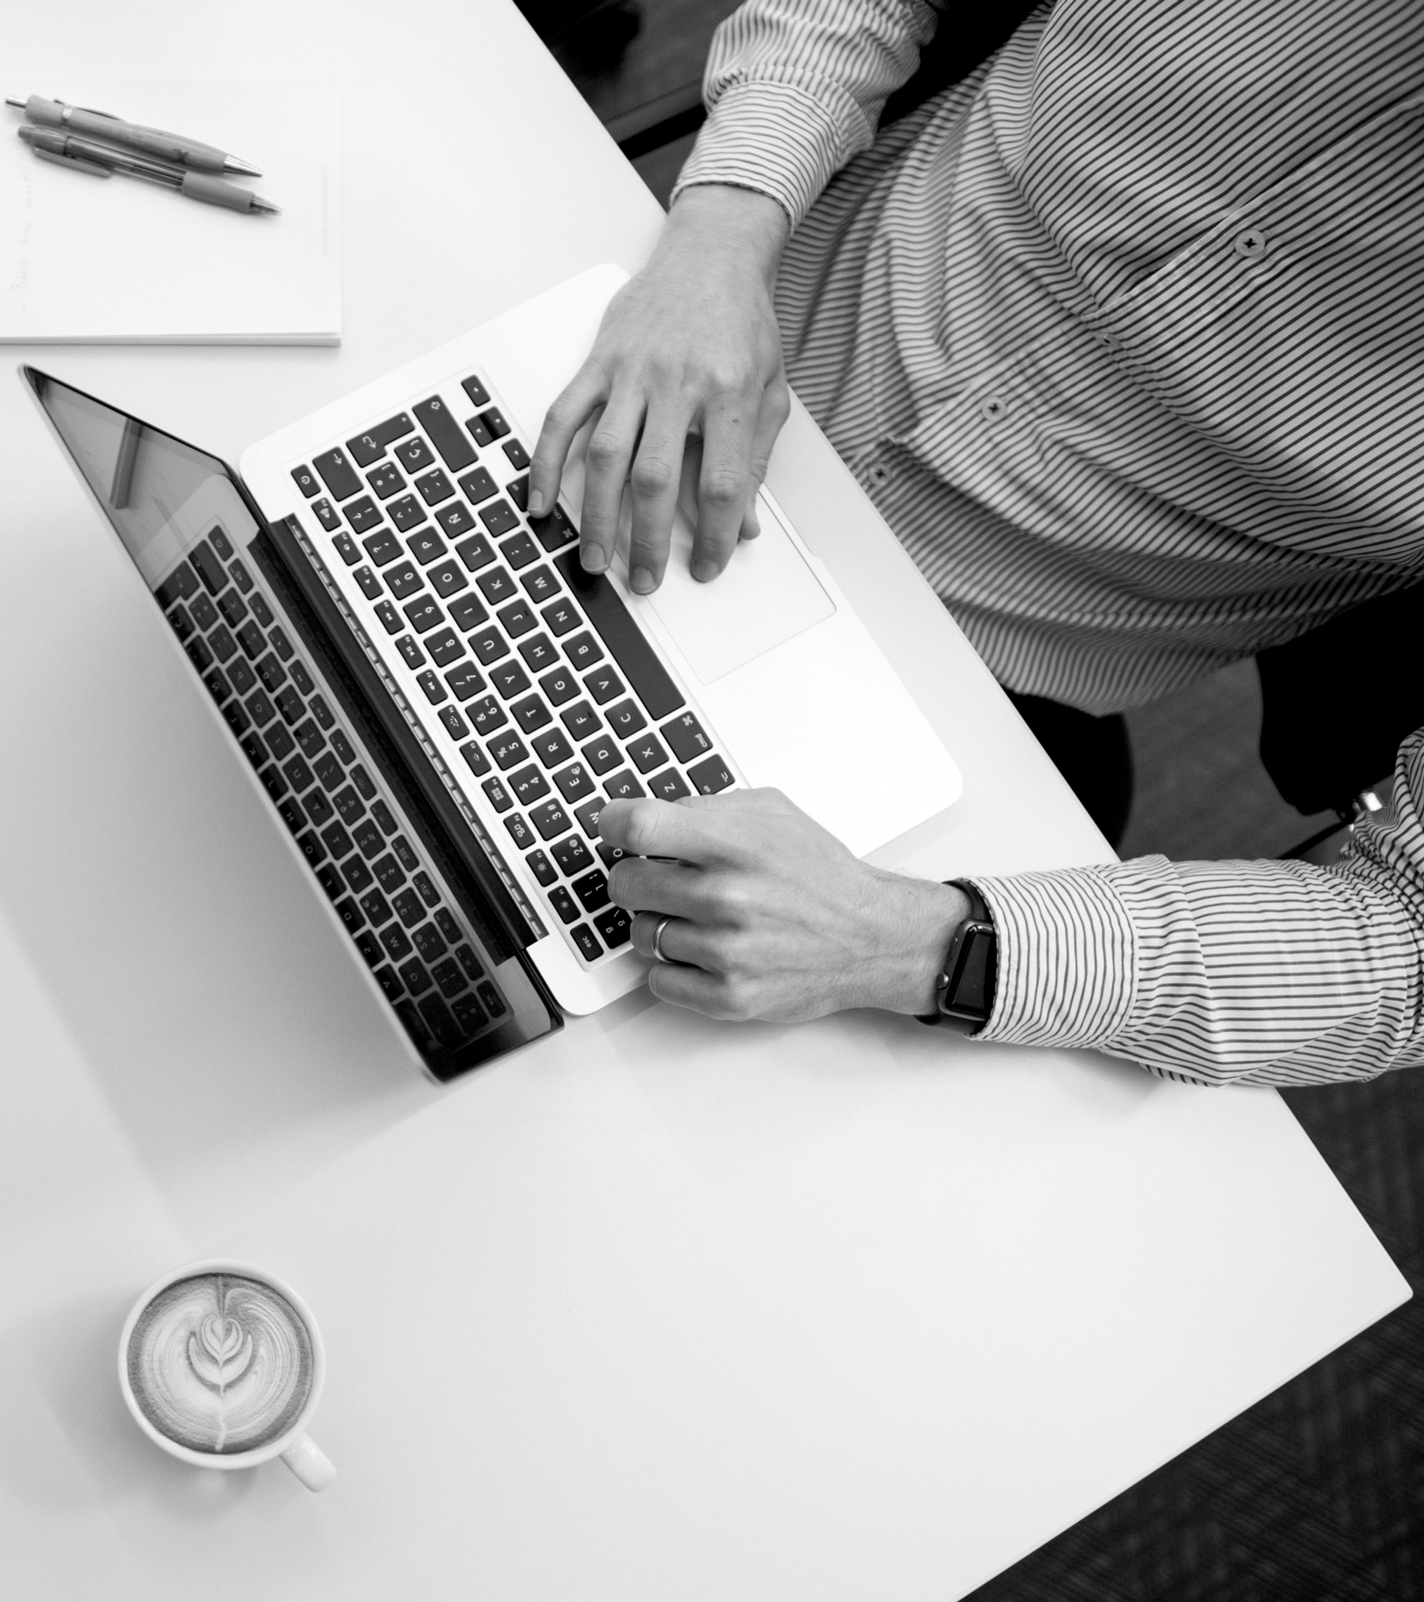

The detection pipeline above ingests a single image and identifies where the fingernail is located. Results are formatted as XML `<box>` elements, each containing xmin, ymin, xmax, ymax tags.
<box><xmin>692</xmin><ymin>559</ymin><xmax>719</xmax><ymax>583</ymax></box>
<box><xmin>527</xmin><ymin>490</ymin><xmax>545</xmax><ymax>516</ymax></box>
<box><xmin>630</xmin><ymin>566</ymin><xmax>654</xmax><ymax>594</ymax></box>
<box><xmin>581</xmin><ymin>544</ymin><xmax>607</xmax><ymax>574</ymax></box>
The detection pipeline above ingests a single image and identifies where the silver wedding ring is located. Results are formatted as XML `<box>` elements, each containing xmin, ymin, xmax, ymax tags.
<box><xmin>650</xmin><ymin>914</ymin><xmax>674</xmax><ymax>965</ymax></box>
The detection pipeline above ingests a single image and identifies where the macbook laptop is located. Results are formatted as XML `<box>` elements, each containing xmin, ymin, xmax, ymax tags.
<box><xmin>25</xmin><ymin>263</ymin><xmax>962</xmax><ymax>1080</ymax></box>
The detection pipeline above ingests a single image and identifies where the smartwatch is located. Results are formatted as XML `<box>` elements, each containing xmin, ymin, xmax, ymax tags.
<box><xmin>919</xmin><ymin>879</ymin><xmax>997</xmax><ymax>1034</ymax></box>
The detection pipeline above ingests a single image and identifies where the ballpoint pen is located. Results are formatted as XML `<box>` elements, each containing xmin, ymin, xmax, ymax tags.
<box><xmin>17</xmin><ymin>126</ymin><xmax>280</xmax><ymax>214</ymax></box>
<box><xmin>6</xmin><ymin>94</ymin><xmax>261</xmax><ymax>176</ymax></box>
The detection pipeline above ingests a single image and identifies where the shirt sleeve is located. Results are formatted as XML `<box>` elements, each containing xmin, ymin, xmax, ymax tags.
<box><xmin>671</xmin><ymin>0</ymin><xmax>944</xmax><ymax>229</ymax></box>
<box><xmin>965</xmin><ymin>730</ymin><xmax>1424</xmax><ymax>1087</ymax></box>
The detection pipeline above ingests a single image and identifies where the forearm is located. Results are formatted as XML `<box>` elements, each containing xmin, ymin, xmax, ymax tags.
<box><xmin>673</xmin><ymin>0</ymin><xmax>946</xmax><ymax>228</ymax></box>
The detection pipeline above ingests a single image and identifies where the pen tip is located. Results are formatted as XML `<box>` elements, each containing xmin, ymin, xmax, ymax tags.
<box><xmin>251</xmin><ymin>196</ymin><xmax>280</xmax><ymax>215</ymax></box>
<box><xmin>5</xmin><ymin>98</ymin><xmax>25</xmax><ymax>110</ymax></box>
<box><xmin>224</xmin><ymin>156</ymin><xmax>262</xmax><ymax>177</ymax></box>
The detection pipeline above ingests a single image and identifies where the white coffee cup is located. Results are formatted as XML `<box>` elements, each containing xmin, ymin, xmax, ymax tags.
<box><xmin>118</xmin><ymin>1259</ymin><xmax>336</xmax><ymax>1492</ymax></box>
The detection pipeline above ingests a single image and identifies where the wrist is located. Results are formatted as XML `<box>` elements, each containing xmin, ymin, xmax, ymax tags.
<box><xmin>862</xmin><ymin>876</ymin><xmax>971</xmax><ymax>1017</ymax></box>
<box><xmin>664</xmin><ymin>183</ymin><xmax>789</xmax><ymax>284</ymax></box>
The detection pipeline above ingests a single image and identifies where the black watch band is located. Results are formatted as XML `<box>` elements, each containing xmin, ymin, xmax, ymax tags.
<box><xmin>919</xmin><ymin>879</ymin><xmax>997</xmax><ymax>1034</ymax></box>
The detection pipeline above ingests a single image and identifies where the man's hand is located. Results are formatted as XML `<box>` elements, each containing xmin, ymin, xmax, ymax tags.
<box><xmin>602</xmin><ymin>789</ymin><xmax>970</xmax><ymax>1023</ymax></box>
<box><xmin>529</xmin><ymin>184</ymin><xmax>791</xmax><ymax>596</ymax></box>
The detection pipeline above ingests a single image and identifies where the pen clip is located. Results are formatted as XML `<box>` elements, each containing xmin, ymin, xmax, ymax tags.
<box><xmin>32</xmin><ymin>146</ymin><xmax>112</xmax><ymax>177</ymax></box>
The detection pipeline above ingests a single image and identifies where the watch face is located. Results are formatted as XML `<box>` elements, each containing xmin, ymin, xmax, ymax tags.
<box><xmin>944</xmin><ymin>924</ymin><xmax>996</xmax><ymax>1021</ymax></box>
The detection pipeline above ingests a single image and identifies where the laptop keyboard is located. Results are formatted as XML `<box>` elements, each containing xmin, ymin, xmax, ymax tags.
<box><xmin>154</xmin><ymin>529</ymin><xmax>512</xmax><ymax>1059</ymax></box>
<box><xmin>285</xmin><ymin>370</ymin><xmax>736</xmax><ymax>967</ymax></box>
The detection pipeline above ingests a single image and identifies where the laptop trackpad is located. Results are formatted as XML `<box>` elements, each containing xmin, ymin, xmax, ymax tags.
<box><xmin>632</xmin><ymin>482</ymin><xmax>835</xmax><ymax>685</ymax></box>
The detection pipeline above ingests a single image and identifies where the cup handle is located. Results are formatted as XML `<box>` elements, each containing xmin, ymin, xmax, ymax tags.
<box><xmin>279</xmin><ymin>1432</ymin><xmax>337</xmax><ymax>1492</ymax></box>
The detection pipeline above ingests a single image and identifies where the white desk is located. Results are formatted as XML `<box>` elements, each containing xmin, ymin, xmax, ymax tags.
<box><xmin>0</xmin><ymin>4</ymin><xmax>1408</xmax><ymax>1598</ymax></box>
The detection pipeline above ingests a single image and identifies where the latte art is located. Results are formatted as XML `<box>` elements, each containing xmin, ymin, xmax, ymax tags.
<box><xmin>126</xmin><ymin>1273</ymin><xmax>314</xmax><ymax>1454</ymax></box>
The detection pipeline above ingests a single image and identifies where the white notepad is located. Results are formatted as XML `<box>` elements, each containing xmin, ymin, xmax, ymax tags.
<box><xmin>0</xmin><ymin>79</ymin><xmax>340</xmax><ymax>345</ymax></box>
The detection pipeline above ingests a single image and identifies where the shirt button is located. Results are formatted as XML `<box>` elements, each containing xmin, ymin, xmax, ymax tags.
<box><xmin>867</xmin><ymin>464</ymin><xmax>890</xmax><ymax>487</ymax></box>
<box><xmin>1234</xmin><ymin>228</ymin><xmax>1268</xmax><ymax>260</ymax></box>
<box><xmin>979</xmin><ymin>396</ymin><xmax>1008</xmax><ymax>422</ymax></box>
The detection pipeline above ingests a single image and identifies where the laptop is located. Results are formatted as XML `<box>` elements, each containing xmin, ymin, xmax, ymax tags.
<box><xmin>25</xmin><ymin>263</ymin><xmax>962</xmax><ymax>1080</ymax></box>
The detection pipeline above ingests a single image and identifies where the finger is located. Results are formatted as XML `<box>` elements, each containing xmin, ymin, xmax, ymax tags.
<box><xmin>599</xmin><ymin>795</ymin><xmax>756</xmax><ymax>868</ymax></box>
<box><xmin>578</xmin><ymin>396</ymin><xmax>645</xmax><ymax>574</ymax></box>
<box><xmin>629</xmin><ymin>910</ymin><xmax>702</xmax><ymax>966</ymax></box>
<box><xmin>627</xmin><ymin>404</ymin><xmax>694</xmax><ymax>595</ymax></box>
<box><xmin>738</xmin><ymin>375</ymin><xmax>791</xmax><ymax>543</ymax></box>
<box><xmin>646</xmin><ymin>959</ymin><xmax>742</xmax><ymax>1019</ymax></box>
<box><xmin>690</xmin><ymin>390</ymin><xmax>758</xmax><ymax>581</ymax></box>
<box><xmin>609</xmin><ymin>855</ymin><xmax>703</xmax><ymax>916</ymax></box>
<box><xmin>529</xmin><ymin>364</ymin><xmax>608</xmax><ymax>521</ymax></box>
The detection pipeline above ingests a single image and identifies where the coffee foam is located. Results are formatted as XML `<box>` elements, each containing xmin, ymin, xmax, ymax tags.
<box><xmin>126</xmin><ymin>1273</ymin><xmax>313</xmax><ymax>1455</ymax></box>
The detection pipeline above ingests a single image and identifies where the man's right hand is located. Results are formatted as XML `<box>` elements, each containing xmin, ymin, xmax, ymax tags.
<box><xmin>529</xmin><ymin>183</ymin><xmax>792</xmax><ymax>596</ymax></box>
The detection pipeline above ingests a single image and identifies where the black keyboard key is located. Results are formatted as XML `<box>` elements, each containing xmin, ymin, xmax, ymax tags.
<box><xmin>647</xmin><ymin>768</ymin><xmax>691</xmax><ymax>802</ymax></box>
<box><xmin>438</xmin><ymin>706</ymin><xmax>469</xmax><ymax>740</ymax></box>
<box><xmin>373</xmin><ymin>852</ymin><xmax>406</xmax><ymax>893</ymax></box>
<box><xmin>205</xmin><ymin>667</ymin><xmax>231</xmax><ymax>705</ymax></box>
<box><xmin>554</xmin><ymin>762</ymin><xmax>597</xmax><ymax>803</ymax></box>
<box><xmin>508</xmin><ymin>764</ymin><xmax>550</xmax><ymax>807</ymax></box>
<box><xmin>333</xmin><ymin>532</ymin><xmax>361</xmax><ymax>567</ymax></box>
<box><xmin>362</xmin><ymin>529</ymin><xmax>404</xmax><ymax>567</ymax></box>
<box><xmin>606</xmin><ymin>698</ymin><xmax>646</xmax><ymax>741</ymax></box>
<box><xmin>228</xmin><ymin>657</ymin><xmax>258</xmax><ymax>696</ymax></box>
<box><xmin>316</xmin><ymin>864</ymin><xmax>344</xmax><ymax>901</ymax></box>
<box><xmin>413</xmin><ymin>871</ymin><xmax>440</xmax><ymax>909</ymax></box>
<box><xmin>386</xmin><ymin>562</ymin><xmax>424</xmax><ymax>601</ymax></box>
<box><xmin>603</xmin><ymin>770</ymin><xmax>645</xmax><ymax>801</ymax></box>
<box><xmin>240</xmin><ymin>730</ymin><xmax>268</xmax><ymax>769</ymax></box>
<box><xmin>449</xmin><ymin>593</ymin><xmax>489</xmax><ymax>632</ymax></box>
<box><xmin>455</xmin><ymin>532</ymin><xmax>497</xmax><ymax>572</ymax></box>
<box><xmin>478</xmin><ymin>407</ymin><xmax>511</xmax><ymax>440</ymax></box>
<box><xmin>217</xmin><ymin>589</ymin><xmax>248</xmax><ymax>628</ymax></box>
<box><xmin>446</xmin><ymin>663</ymin><xmax>487</xmax><ymax>701</ymax></box>
<box><xmin>282</xmin><ymin>754</ymin><xmax>315</xmax><ymax>793</ymax></box>
<box><xmin>361</xmin><ymin>889</ymin><xmax>394</xmax><ymax>927</ymax></box>
<box><xmin>501</xmin><ymin>531</ymin><xmax>539</xmax><ymax>569</ymax></box>
<box><xmin>496</xmin><ymin>600</ymin><xmax>537</xmax><ymax>639</ymax></box>
<box><xmin>408</xmin><ymin>527</ymin><xmax>448</xmax><ymax>565</ymax></box>
<box><xmin>310</xmin><ymin>694</ymin><xmax>335</xmax><ymax>731</ymax></box>
<box><xmin>563</xmin><ymin>630</ymin><xmax>604</xmax><ymax>673</ymax></box>
<box><xmin>403</xmin><ymin>595</ymin><xmax>445</xmax><ymax>634</ymax></box>
<box><xmin>521</xmin><ymin>565</ymin><xmax>559</xmax><ymax>605</ymax></box>
<box><xmin>344</xmin><ymin>496</ymin><xmax>383</xmax><ymax>534</ymax></box>
<box><xmin>333</xmin><ymin>785</ymin><xmax>366</xmax><ymax>824</ymax></box>
<box><xmin>305</xmin><ymin>788</ymin><xmax>336</xmax><ymax>828</ymax></box>
<box><xmin>314</xmin><ymin>449</ymin><xmax>362</xmax><ymax>501</ymax></box>
<box><xmin>289</xmin><ymin>661</ymin><xmax>315</xmax><ymax>697</ymax></box>
<box><xmin>366</xmin><ymin>461</ymin><xmax>406</xmax><ymax>500</ymax></box>
<box><xmin>268</xmin><ymin>625</ymin><xmax>295</xmax><ymax>662</ymax></box>
<box><xmin>428</xmin><ymin>559</ymin><xmax>469</xmax><ymax>600</ymax></box>
<box><xmin>572</xmin><ymin>869</ymin><xmax>610</xmax><ymax>912</ymax></box>
<box><xmin>531</xmin><ymin>727</ymin><xmax>574</xmax><ymax>768</ymax></box>
<box><xmin>490</xmin><ymin>731</ymin><xmax>529</xmax><ymax>771</ymax></box>
<box><xmin>434</xmin><ymin>501</ymin><xmax>476</xmax><ymax>538</ymax></box>
<box><xmin>512</xmin><ymin>694</ymin><xmax>551</xmax><ymax>734</ymax></box>
<box><xmin>291</xmin><ymin>464</ymin><xmax>320</xmax><ymax>499</ymax></box>
<box><xmin>460</xmin><ymin>741</ymin><xmax>491</xmax><ymax>777</ymax></box>
<box><xmin>354</xmin><ymin>566</ymin><xmax>384</xmax><ymax>601</ymax></box>
<box><xmin>255</xmin><ymin>652</ymin><xmax>287</xmax><ymax>694</ymax></box>
<box><xmin>560</xmin><ymin>700</ymin><xmax>601</xmax><ymax>741</ymax></box>
<box><xmin>582</xmin><ymin>733</ymin><xmax>620</xmax><ymax>775</ymax></box>
<box><xmin>530</xmin><ymin>799</ymin><xmax>572</xmax><ymax>840</ymax></box>
<box><xmin>416</xmin><ymin>670</ymin><xmax>448</xmax><ymax>705</ymax></box>
<box><xmin>480</xmin><ymin>499</ymin><xmax>519</xmax><ymax>538</ymax></box>
<box><xmin>209</xmin><ymin>526</ymin><xmax>235</xmax><ymax>559</ymax></box>
<box><xmin>538</xmin><ymin>666</ymin><xmax>579</xmax><ymax>707</ymax></box>
<box><xmin>374</xmin><ymin>600</ymin><xmax>402</xmax><ymax>635</ymax></box>
<box><xmin>593</xmin><ymin>906</ymin><xmax>633</xmax><ymax>949</ymax></box>
<box><xmin>469</xmin><ymin>696</ymin><xmax>508</xmax><ymax>736</ymax></box>
<box><xmin>399</xmin><ymin>957</ymin><xmax>433</xmax><ymax>996</ymax></box>
<box><xmin>266</xmin><ymin>722</ymin><xmax>296</xmax><ymax>762</ymax></box>
<box><xmin>311</xmin><ymin>498</ymin><xmax>341</xmax><ymax>533</ymax></box>
<box><xmin>314</xmin><ymin>751</ymin><xmax>343</xmax><ymax>791</ymax></box>
<box><xmin>458</xmin><ymin>466</ymin><xmax>497</xmax><ymax>504</ymax></box>
<box><xmin>392</xmin><ymin>888</ymin><xmax>425</xmax><ymax>928</ymax></box>
<box><xmin>396</xmin><ymin>635</ymin><xmax>425</xmax><ymax>669</ymax></box>
<box><xmin>452</xmin><ymin>991</ymin><xmax>489</xmax><ymax>1032</ymax></box>
<box><xmin>580</xmin><ymin>667</ymin><xmax>624</xmax><ymax>707</ymax></box>
<box><xmin>415</xmin><ymin>395</ymin><xmax>478</xmax><ymax>472</ymax></box>
<box><xmin>297</xmin><ymin>830</ymin><xmax>326</xmax><ymax>867</ymax></box>
<box><xmin>476</xmin><ymin>567</ymin><xmax>517</xmax><ymax>606</ymax></box>
<box><xmin>504</xmin><ymin>812</ymin><xmax>535</xmax><ymax>850</ymax></box>
<box><xmin>381</xmin><ymin>923</ymin><xmax>413</xmax><ymax>962</ymax></box>
<box><xmin>628</xmin><ymin>733</ymin><xmax>669</xmax><ymax>774</ymax></box>
<box><xmin>245</xmin><ymin>687</ymin><xmax>277</xmax><ymax>727</ymax></box>
<box><xmin>190</xmin><ymin>593</ymin><xmax>220</xmax><ymax>632</ymax></box>
<box><xmin>426</xmin><ymin>627</ymin><xmax>466</xmax><ymax>667</ymax></box>
<box><xmin>555</xmin><ymin>554</ymin><xmax>684</xmax><ymax>719</ymax></box>
<box><xmin>490</xmin><ymin>660</ymin><xmax>532</xmax><ymax>700</ymax></box>
<box><xmin>465</xmin><ymin>416</ymin><xmax>493</xmax><ymax>448</ymax></box>
<box><xmin>506</xmin><ymin>473</ymin><xmax>529</xmax><ymax>511</ymax></box>
<box><xmin>393</xmin><ymin>435</ymin><xmax>435</xmax><ymax>473</ymax></box>
<box><xmin>354</xmin><ymin>930</ymin><xmax>382</xmax><ymax>967</ymax></box>
<box><xmin>372</xmin><ymin>965</ymin><xmax>403</xmax><ymax>1002</ymax></box>
<box><xmin>208</xmin><ymin>625</ymin><xmax>238</xmax><ymax>664</ymax></box>
<box><xmin>156</xmin><ymin>561</ymin><xmax>199</xmax><ymax>608</ymax></box>
<box><xmin>415</xmin><ymin>468</ymin><xmax>455</xmax><ymax>507</ymax></box>
<box><xmin>551</xmin><ymin>835</ymin><xmax>593</xmax><ymax>876</ymax></box>
<box><xmin>331</xmin><ymin>730</ymin><xmax>357</xmax><ymax>764</ymax></box>
<box><xmin>350</xmin><ymin>763</ymin><xmax>376</xmax><ymax>800</ymax></box>
<box><xmin>547</xmin><ymin>885</ymin><xmax>579</xmax><ymax>924</ymax></box>
<box><xmin>431</xmin><ymin>957</ymin><xmax>464</xmax><ymax>999</ymax></box>
<box><xmin>229</xmin><ymin>560</ymin><xmax>254</xmax><ymax>594</ymax></box>
<box><xmin>347</xmin><ymin>413</ymin><xmax>415</xmax><ymax>466</ymax></box>
<box><xmin>320</xmin><ymin>819</ymin><xmax>353</xmax><ymax>858</ymax></box>
<box><xmin>483</xmin><ymin>776</ymin><xmax>512</xmax><ymax>812</ymax></box>
<box><xmin>334</xmin><ymin>896</ymin><xmax>364</xmax><ymax>934</ymax></box>
<box><xmin>541</xmin><ymin>597</ymin><xmax>580</xmax><ymax>637</ymax></box>
<box><xmin>503</xmin><ymin>437</ymin><xmax>530</xmax><ymax>470</ymax></box>
<box><xmin>190</xmin><ymin>540</ymin><xmax>228</xmax><ymax>597</ymax></box>
<box><xmin>688</xmin><ymin>754</ymin><xmax>735</xmax><ymax>794</ymax></box>
<box><xmin>573</xmin><ymin>797</ymin><xmax>605</xmax><ymax>838</ymax></box>
<box><xmin>526</xmin><ymin>849</ymin><xmax>558</xmax><ymax>887</ymax></box>
<box><xmin>389</xmin><ymin>494</ymin><xmax>426</xmax><ymax>532</ymax></box>
<box><xmin>530</xmin><ymin>504</ymin><xmax>578</xmax><ymax>552</ymax></box>
<box><xmin>461</xmin><ymin>374</ymin><xmax>491</xmax><ymax>407</ymax></box>
<box><xmin>570</xmin><ymin>923</ymin><xmax>602</xmax><ymax>962</ymax></box>
<box><xmin>660</xmin><ymin>711</ymin><xmax>712</xmax><ymax>764</ymax></box>
<box><xmin>249</xmin><ymin>593</ymin><xmax>275</xmax><ymax>628</ymax></box>
<box><xmin>477</xmin><ymin>980</ymin><xmax>507</xmax><ymax>1018</ymax></box>
<box><xmin>462</xmin><ymin>629</ymin><xmax>505</xmax><ymax>673</ymax></box>
<box><xmin>342</xmin><ymin>855</ymin><xmax>375</xmax><ymax>895</ymax></box>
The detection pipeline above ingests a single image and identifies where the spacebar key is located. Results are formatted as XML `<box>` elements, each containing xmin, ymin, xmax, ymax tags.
<box><xmin>553</xmin><ymin>555</ymin><xmax>685</xmax><ymax>721</ymax></box>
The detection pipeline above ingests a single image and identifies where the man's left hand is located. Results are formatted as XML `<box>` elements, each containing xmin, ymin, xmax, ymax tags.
<box><xmin>602</xmin><ymin>789</ymin><xmax>969</xmax><ymax>1022</ymax></box>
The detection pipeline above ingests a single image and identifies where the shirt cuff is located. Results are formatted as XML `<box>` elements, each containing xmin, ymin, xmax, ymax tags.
<box><xmin>671</xmin><ymin>80</ymin><xmax>852</xmax><ymax>232</ymax></box>
<box><xmin>966</xmin><ymin>866</ymin><xmax>1140</xmax><ymax>1050</ymax></box>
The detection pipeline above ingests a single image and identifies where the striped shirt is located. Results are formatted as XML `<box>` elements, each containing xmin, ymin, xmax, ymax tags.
<box><xmin>674</xmin><ymin>0</ymin><xmax>1424</xmax><ymax>1084</ymax></box>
